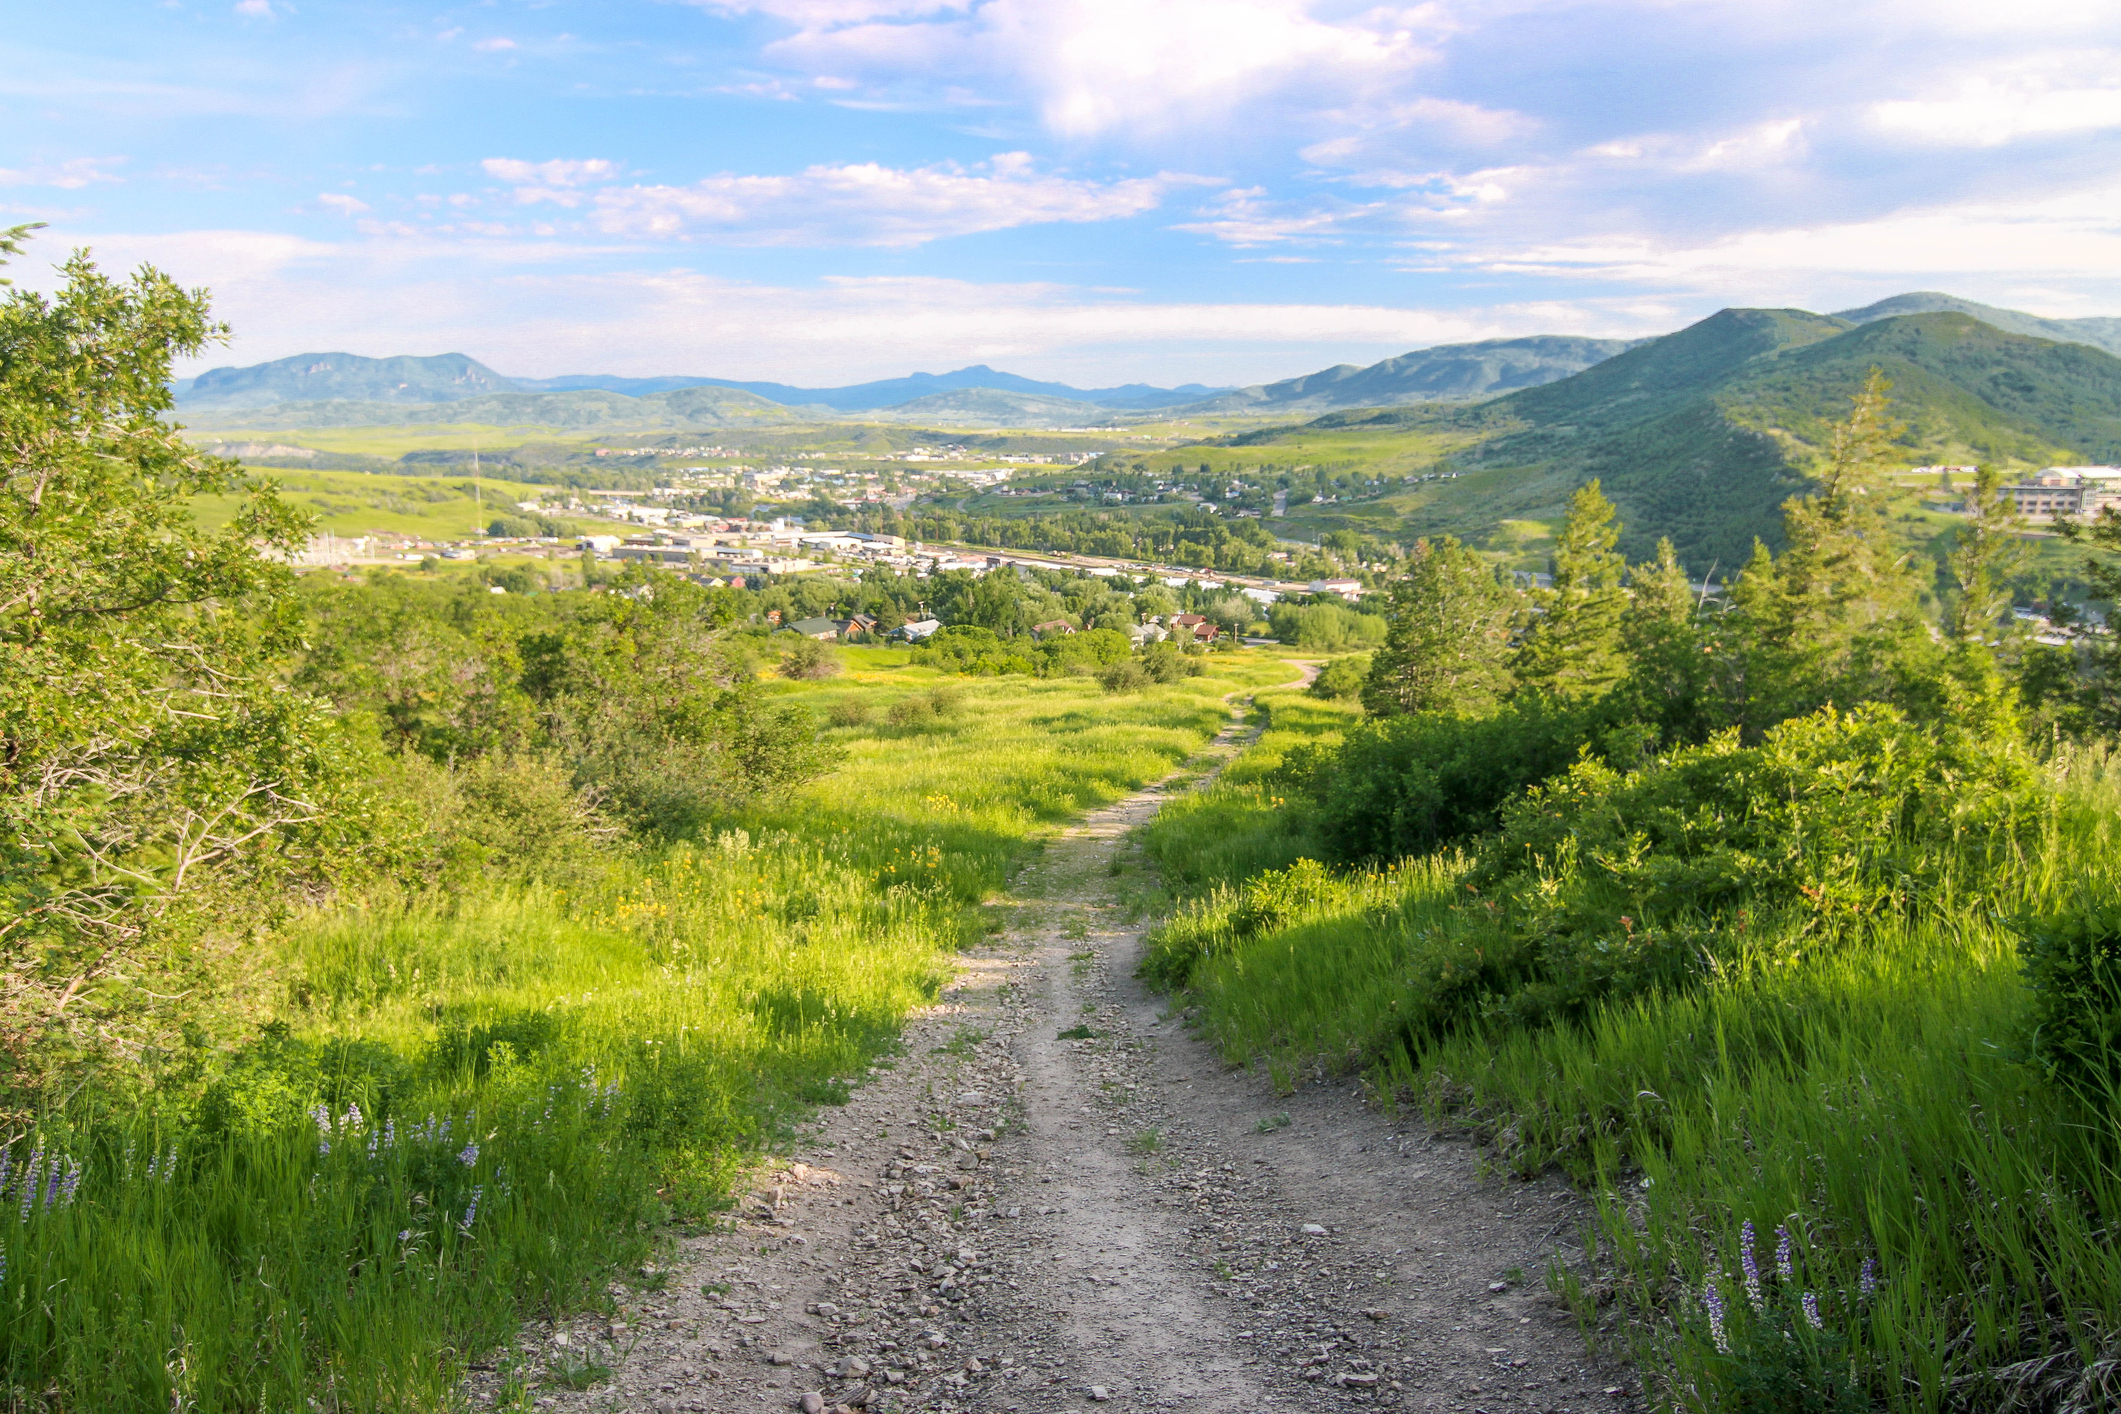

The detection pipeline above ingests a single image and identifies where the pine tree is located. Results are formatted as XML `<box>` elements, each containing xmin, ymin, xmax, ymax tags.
<box><xmin>1513</xmin><ymin>479</ymin><xmax>1627</xmax><ymax>699</ymax></box>
<box><xmin>1361</xmin><ymin>535</ymin><xmax>1520</xmax><ymax>717</ymax></box>
<box><xmin>1730</xmin><ymin>369</ymin><xmax>1930</xmax><ymax>728</ymax></box>
<box><xmin>1616</xmin><ymin>537</ymin><xmax>1721</xmax><ymax>744</ymax></box>
<box><xmin>1947</xmin><ymin>465</ymin><xmax>2028</xmax><ymax>643</ymax></box>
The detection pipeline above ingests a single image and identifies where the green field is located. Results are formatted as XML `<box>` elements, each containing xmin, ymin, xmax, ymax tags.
<box><xmin>189</xmin><ymin>465</ymin><xmax>587</xmax><ymax>541</ymax></box>
<box><xmin>2</xmin><ymin>631</ymin><xmax>1298</xmax><ymax>1410</ymax></box>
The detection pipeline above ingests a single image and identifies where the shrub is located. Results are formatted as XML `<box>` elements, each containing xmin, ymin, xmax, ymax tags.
<box><xmin>1141</xmin><ymin>859</ymin><xmax>1345</xmax><ymax>988</ymax></box>
<box><xmin>779</xmin><ymin>637</ymin><xmax>841</xmax><ymax>680</ymax></box>
<box><xmin>910</xmin><ymin>625</ymin><xmax>1035</xmax><ymax>676</ymax></box>
<box><xmin>827</xmin><ymin>698</ymin><xmax>871</xmax><ymax>728</ymax></box>
<box><xmin>2019</xmin><ymin>900</ymin><xmax>2121</xmax><ymax>1101</ymax></box>
<box><xmin>1267</xmin><ymin>602</ymin><xmax>1387</xmax><ymax>651</ymax></box>
<box><xmin>1099</xmin><ymin>660</ymin><xmax>1150</xmax><ymax>693</ymax></box>
<box><xmin>1140</xmin><ymin>641</ymin><xmax>1205</xmax><ymax>684</ymax></box>
<box><xmin>1309</xmin><ymin>657</ymin><xmax>1367</xmax><ymax>700</ymax></box>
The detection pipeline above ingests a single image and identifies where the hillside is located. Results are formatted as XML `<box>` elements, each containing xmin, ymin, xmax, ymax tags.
<box><xmin>868</xmin><ymin>387</ymin><xmax>1118</xmax><ymax>426</ymax></box>
<box><xmin>1836</xmin><ymin>291</ymin><xmax>2121</xmax><ymax>357</ymax></box>
<box><xmin>1218</xmin><ymin>308</ymin><xmax>2121</xmax><ymax>569</ymax></box>
<box><xmin>179</xmin><ymin>383</ymin><xmax>814</xmax><ymax>431</ymax></box>
<box><xmin>1180</xmin><ymin>334</ymin><xmax>1640</xmax><ymax>414</ymax></box>
<box><xmin>177</xmin><ymin>352</ymin><xmax>518</xmax><ymax>408</ymax></box>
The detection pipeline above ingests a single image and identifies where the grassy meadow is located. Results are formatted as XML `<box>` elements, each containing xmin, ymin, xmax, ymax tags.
<box><xmin>0</xmin><ymin>644</ymin><xmax>1296</xmax><ymax>1412</ymax></box>
<box><xmin>1138</xmin><ymin>687</ymin><xmax>2121</xmax><ymax>1411</ymax></box>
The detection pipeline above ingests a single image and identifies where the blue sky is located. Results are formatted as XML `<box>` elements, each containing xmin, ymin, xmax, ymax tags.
<box><xmin>8</xmin><ymin>0</ymin><xmax>2121</xmax><ymax>385</ymax></box>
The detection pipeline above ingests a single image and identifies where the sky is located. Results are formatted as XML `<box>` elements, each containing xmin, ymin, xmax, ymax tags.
<box><xmin>6</xmin><ymin>0</ymin><xmax>2121</xmax><ymax>387</ymax></box>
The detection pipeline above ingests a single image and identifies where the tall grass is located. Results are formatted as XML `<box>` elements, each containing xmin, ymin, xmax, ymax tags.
<box><xmin>1141</xmin><ymin>687</ymin><xmax>1359</xmax><ymax>895</ymax></box>
<box><xmin>1149</xmin><ymin>736</ymin><xmax>2121</xmax><ymax>1410</ymax></box>
<box><xmin>0</xmin><ymin>650</ymin><xmax>1286</xmax><ymax>1412</ymax></box>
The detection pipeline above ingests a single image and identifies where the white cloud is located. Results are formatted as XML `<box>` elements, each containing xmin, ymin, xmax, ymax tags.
<box><xmin>473</xmin><ymin>38</ymin><xmax>518</xmax><ymax>53</ymax></box>
<box><xmin>233</xmin><ymin>0</ymin><xmax>272</xmax><ymax>17</ymax></box>
<box><xmin>1171</xmin><ymin>187</ymin><xmax>1372</xmax><ymax>246</ymax></box>
<box><xmin>588</xmin><ymin>153</ymin><xmax>1189</xmax><ymax>246</ymax></box>
<box><xmin>721</xmin><ymin>0</ymin><xmax>1442</xmax><ymax>139</ymax></box>
<box><xmin>316</xmin><ymin>193</ymin><xmax>370</xmax><ymax>216</ymax></box>
<box><xmin>1870</xmin><ymin>72</ymin><xmax>2121</xmax><ymax>147</ymax></box>
<box><xmin>481</xmin><ymin>158</ymin><xmax>625</xmax><ymax>207</ymax></box>
<box><xmin>0</xmin><ymin>157</ymin><xmax>125</xmax><ymax>190</ymax></box>
<box><xmin>14</xmin><ymin>224</ymin><xmax>1677</xmax><ymax>387</ymax></box>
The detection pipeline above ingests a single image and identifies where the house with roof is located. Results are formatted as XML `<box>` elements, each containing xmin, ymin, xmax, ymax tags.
<box><xmin>787</xmin><ymin>617</ymin><xmax>841</xmax><ymax>640</ymax></box>
<box><xmin>893</xmin><ymin>618</ymin><xmax>942</xmax><ymax>642</ymax></box>
<box><xmin>1031</xmin><ymin>619</ymin><xmax>1076</xmax><ymax>639</ymax></box>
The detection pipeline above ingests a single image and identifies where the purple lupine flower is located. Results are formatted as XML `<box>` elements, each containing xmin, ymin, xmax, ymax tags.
<box><xmin>20</xmin><ymin>1143</ymin><xmax>44</xmax><ymax>1221</ymax></box>
<box><xmin>1739</xmin><ymin>1221</ymin><xmax>1764</xmax><ymax>1314</ymax></box>
<box><xmin>457</xmin><ymin>1142</ymin><xmax>479</xmax><ymax>1168</ymax></box>
<box><xmin>383</xmin><ymin>1118</ymin><xmax>397</xmax><ymax>1150</ymax></box>
<box><xmin>1</xmin><ymin>1144</ymin><xmax>15</xmax><ymax>1194</ymax></box>
<box><xmin>1802</xmin><ymin>1292</ymin><xmax>1824</xmax><ymax>1330</ymax></box>
<box><xmin>1774</xmin><ymin>1225</ymin><xmax>1794</xmax><ymax>1281</ymax></box>
<box><xmin>1859</xmin><ymin>1258</ymin><xmax>1879</xmax><ymax>1297</ymax></box>
<box><xmin>1702</xmin><ymin>1279</ymin><xmax>1731</xmax><ymax>1354</ymax></box>
<box><xmin>161</xmin><ymin>1145</ymin><xmax>178</xmax><ymax>1183</ymax></box>
<box><xmin>343</xmin><ymin>1102</ymin><xmax>362</xmax><ymax>1130</ymax></box>
<box><xmin>58</xmin><ymin>1161</ymin><xmax>81</xmax><ymax>1209</ymax></box>
<box><xmin>459</xmin><ymin>1185</ymin><xmax>484</xmax><ymax>1234</ymax></box>
<box><xmin>311</xmin><ymin>1103</ymin><xmax>332</xmax><ymax>1157</ymax></box>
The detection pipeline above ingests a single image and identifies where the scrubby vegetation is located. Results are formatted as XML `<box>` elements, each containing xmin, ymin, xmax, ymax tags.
<box><xmin>1141</xmin><ymin>378</ymin><xmax>2121</xmax><ymax>1411</ymax></box>
<box><xmin>0</xmin><ymin>253</ymin><xmax>1291</xmax><ymax>1411</ymax></box>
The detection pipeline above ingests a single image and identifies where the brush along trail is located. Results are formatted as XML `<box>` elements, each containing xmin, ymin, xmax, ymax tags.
<box><xmin>486</xmin><ymin>697</ymin><xmax>1643</xmax><ymax>1414</ymax></box>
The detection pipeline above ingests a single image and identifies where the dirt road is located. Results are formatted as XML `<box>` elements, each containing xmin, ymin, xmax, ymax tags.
<box><xmin>489</xmin><ymin>701</ymin><xmax>1643</xmax><ymax>1414</ymax></box>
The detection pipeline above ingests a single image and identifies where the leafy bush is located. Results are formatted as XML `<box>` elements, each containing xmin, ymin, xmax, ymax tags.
<box><xmin>1141</xmin><ymin>859</ymin><xmax>1343</xmax><ymax>988</ymax></box>
<box><xmin>1139</xmin><ymin>641</ymin><xmax>1206</xmax><ymax>683</ymax></box>
<box><xmin>1309</xmin><ymin>656</ymin><xmax>1367</xmax><ymax>700</ymax></box>
<box><xmin>1313</xmin><ymin>693</ymin><xmax>1639</xmax><ymax>862</ymax></box>
<box><xmin>779</xmin><ymin>637</ymin><xmax>841</xmax><ymax>680</ymax></box>
<box><xmin>827</xmin><ymin>698</ymin><xmax>872</xmax><ymax>727</ymax></box>
<box><xmin>1267</xmin><ymin>601</ymin><xmax>1387</xmax><ymax>651</ymax></box>
<box><xmin>2019</xmin><ymin>900</ymin><xmax>2121</xmax><ymax>1101</ymax></box>
<box><xmin>909</xmin><ymin>625</ymin><xmax>1035</xmax><ymax>676</ymax></box>
<box><xmin>1099</xmin><ymin>660</ymin><xmax>1150</xmax><ymax>693</ymax></box>
<box><xmin>1034</xmin><ymin>627</ymin><xmax>1132</xmax><ymax>675</ymax></box>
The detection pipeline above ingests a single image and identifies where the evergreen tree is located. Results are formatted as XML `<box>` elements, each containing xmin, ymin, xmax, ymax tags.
<box><xmin>1730</xmin><ymin>369</ymin><xmax>1931</xmax><ymax>729</ymax></box>
<box><xmin>1947</xmin><ymin>465</ymin><xmax>2029</xmax><ymax>643</ymax></box>
<box><xmin>1361</xmin><ymin>535</ymin><xmax>1520</xmax><ymax>717</ymax></box>
<box><xmin>1616</xmin><ymin>537</ymin><xmax>1721</xmax><ymax>745</ymax></box>
<box><xmin>1513</xmin><ymin>478</ymin><xmax>1627</xmax><ymax>699</ymax></box>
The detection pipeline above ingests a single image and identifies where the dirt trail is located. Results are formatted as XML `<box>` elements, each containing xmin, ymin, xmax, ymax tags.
<box><xmin>490</xmin><ymin>694</ymin><xmax>1642</xmax><ymax>1414</ymax></box>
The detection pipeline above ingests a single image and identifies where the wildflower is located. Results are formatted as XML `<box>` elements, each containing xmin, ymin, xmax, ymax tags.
<box><xmin>161</xmin><ymin>1145</ymin><xmax>179</xmax><ymax>1183</ymax></box>
<box><xmin>58</xmin><ymin>1161</ymin><xmax>80</xmax><ymax>1209</ymax></box>
<box><xmin>1802</xmin><ymin>1291</ymin><xmax>1824</xmax><ymax>1330</ymax></box>
<box><xmin>19</xmin><ymin>1143</ymin><xmax>43</xmax><ymax>1221</ymax></box>
<box><xmin>1859</xmin><ymin>1258</ymin><xmax>1879</xmax><ymax>1297</ymax></box>
<box><xmin>459</xmin><ymin>1185</ymin><xmax>484</xmax><ymax>1234</ymax></box>
<box><xmin>0</xmin><ymin>1144</ymin><xmax>11</xmax><ymax>1193</ymax></box>
<box><xmin>1739</xmin><ymin>1221</ymin><xmax>1765</xmax><ymax>1314</ymax></box>
<box><xmin>1702</xmin><ymin>1279</ymin><xmax>1731</xmax><ymax>1354</ymax></box>
<box><xmin>343</xmin><ymin>1102</ymin><xmax>363</xmax><ymax>1131</ymax></box>
<box><xmin>383</xmin><ymin>1118</ymin><xmax>397</xmax><ymax>1150</ymax></box>
<box><xmin>1775</xmin><ymin>1225</ymin><xmax>1794</xmax><ymax>1281</ymax></box>
<box><xmin>457</xmin><ymin>1142</ymin><xmax>480</xmax><ymax>1168</ymax></box>
<box><xmin>311</xmin><ymin>1103</ymin><xmax>332</xmax><ymax>1157</ymax></box>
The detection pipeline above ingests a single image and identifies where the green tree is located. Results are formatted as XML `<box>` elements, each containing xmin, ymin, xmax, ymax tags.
<box><xmin>1616</xmin><ymin>537</ymin><xmax>1721</xmax><ymax>745</ymax></box>
<box><xmin>1729</xmin><ymin>369</ymin><xmax>1931</xmax><ymax>729</ymax></box>
<box><xmin>1947</xmin><ymin>465</ymin><xmax>2029</xmax><ymax>643</ymax></box>
<box><xmin>1513</xmin><ymin>479</ymin><xmax>1628</xmax><ymax>699</ymax></box>
<box><xmin>1361</xmin><ymin>536</ymin><xmax>1521</xmax><ymax>717</ymax></box>
<box><xmin>1</xmin><ymin>248</ymin><xmax>348</xmax><ymax>1090</ymax></box>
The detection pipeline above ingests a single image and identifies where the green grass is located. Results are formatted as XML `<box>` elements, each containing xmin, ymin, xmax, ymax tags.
<box><xmin>1143</xmin><ymin>731</ymin><xmax>2121</xmax><ymax>1410</ymax></box>
<box><xmin>1141</xmin><ymin>687</ymin><xmax>1360</xmax><ymax>896</ymax></box>
<box><xmin>190</xmin><ymin>465</ymin><xmax>576</xmax><ymax>540</ymax></box>
<box><xmin>0</xmin><ymin>650</ymin><xmax>1286</xmax><ymax>1411</ymax></box>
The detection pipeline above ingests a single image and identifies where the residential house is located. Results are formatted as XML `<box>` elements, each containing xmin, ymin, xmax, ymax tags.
<box><xmin>1307</xmin><ymin>578</ymin><xmax>1364</xmax><ymax>601</ymax></box>
<box><xmin>1031</xmin><ymin>619</ymin><xmax>1076</xmax><ymax>638</ymax></box>
<box><xmin>894</xmin><ymin>618</ymin><xmax>943</xmax><ymax>642</ymax></box>
<box><xmin>787</xmin><ymin>617</ymin><xmax>841</xmax><ymax>640</ymax></box>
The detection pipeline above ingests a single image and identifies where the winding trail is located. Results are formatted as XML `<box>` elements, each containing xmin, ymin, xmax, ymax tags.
<box><xmin>487</xmin><ymin>685</ymin><xmax>1644</xmax><ymax>1414</ymax></box>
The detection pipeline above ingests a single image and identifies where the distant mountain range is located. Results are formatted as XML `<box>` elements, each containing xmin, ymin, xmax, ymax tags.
<box><xmin>173</xmin><ymin>355</ymin><xmax>1227</xmax><ymax>416</ymax></box>
<box><xmin>171</xmin><ymin>290</ymin><xmax>2120</xmax><ymax>436</ymax></box>
<box><xmin>1248</xmin><ymin>302</ymin><xmax>2121</xmax><ymax>569</ymax></box>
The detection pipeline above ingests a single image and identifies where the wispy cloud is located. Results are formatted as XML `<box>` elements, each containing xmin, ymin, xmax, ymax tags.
<box><xmin>585</xmin><ymin>153</ymin><xmax>1192</xmax><ymax>246</ymax></box>
<box><xmin>0</xmin><ymin>157</ymin><xmax>126</xmax><ymax>190</ymax></box>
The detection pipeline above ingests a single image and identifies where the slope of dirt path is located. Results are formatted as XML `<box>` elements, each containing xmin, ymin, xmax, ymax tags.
<box><xmin>479</xmin><ymin>694</ymin><xmax>1643</xmax><ymax>1414</ymax></box>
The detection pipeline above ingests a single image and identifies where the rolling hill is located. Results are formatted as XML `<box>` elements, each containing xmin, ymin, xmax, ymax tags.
<box><xmin>1834</xmin><ymin>292</ymin><xmax>2121</xmax><ymax>357</ymax></box>
<box><xmin>1176</xmin><ymin>334</ymin><xmax>1643</xmax><ymax>414</ymax></box>
<box><xmin>177</xmin><ymin>383</ymin><xmax>812</xmax><ymax>432</ymax></box>
<box><xmin>1222</xmin><ymin>308</ymin><xmax>2121</xmax><ymax>570</ymax></box>
<box><xmin>175</xmin><ymin>353</ymin><xmax>1226</xmax><ymax>413</ymax></box>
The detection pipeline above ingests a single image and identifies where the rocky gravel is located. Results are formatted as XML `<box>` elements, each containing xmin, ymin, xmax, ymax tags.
<box><xmin>470</xmin><ymin>704</ymin><xmax>1644</xmax><ymax>1414</ymax></box>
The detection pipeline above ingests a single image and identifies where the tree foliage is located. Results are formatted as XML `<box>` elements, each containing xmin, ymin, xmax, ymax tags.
<box><xmin>1360</xmin><ymin>536</ymin><xmax>1521</xmax><ymax>717</ymax></box>
<box><xmin>1513</xmin><ymin>478</ymin><xmax>1627</xmax><ymax>700</ymax></box>
<box><xmin>1</xmin><ymin>250</ymin><xmax>350</xmax><ymax>1086</ymax></box>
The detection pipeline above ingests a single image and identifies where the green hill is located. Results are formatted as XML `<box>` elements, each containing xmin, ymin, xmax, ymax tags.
<box><xmin>178</xmin><ymin>352</ymin><xmax>520</xmax><ymax>408</ymax></box>
<box><xmin>179</xmin><ymin>383</ymin><xmax>815</xmax><ymax>432</ymax></box>
<box><xmin>1220</xmin><ymin>309</ymin><xmax>2121</xmax><ymax>570</ymax></box>
<box><xmin>1181</xmin><ymin>334</ymin><xmax>1639</xmax><ymax>414</ymax></box>
<box><xmin>1835</xmin><ymin>292</ymin><xmax>2121</xmax><ymax>357</ymax></box>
